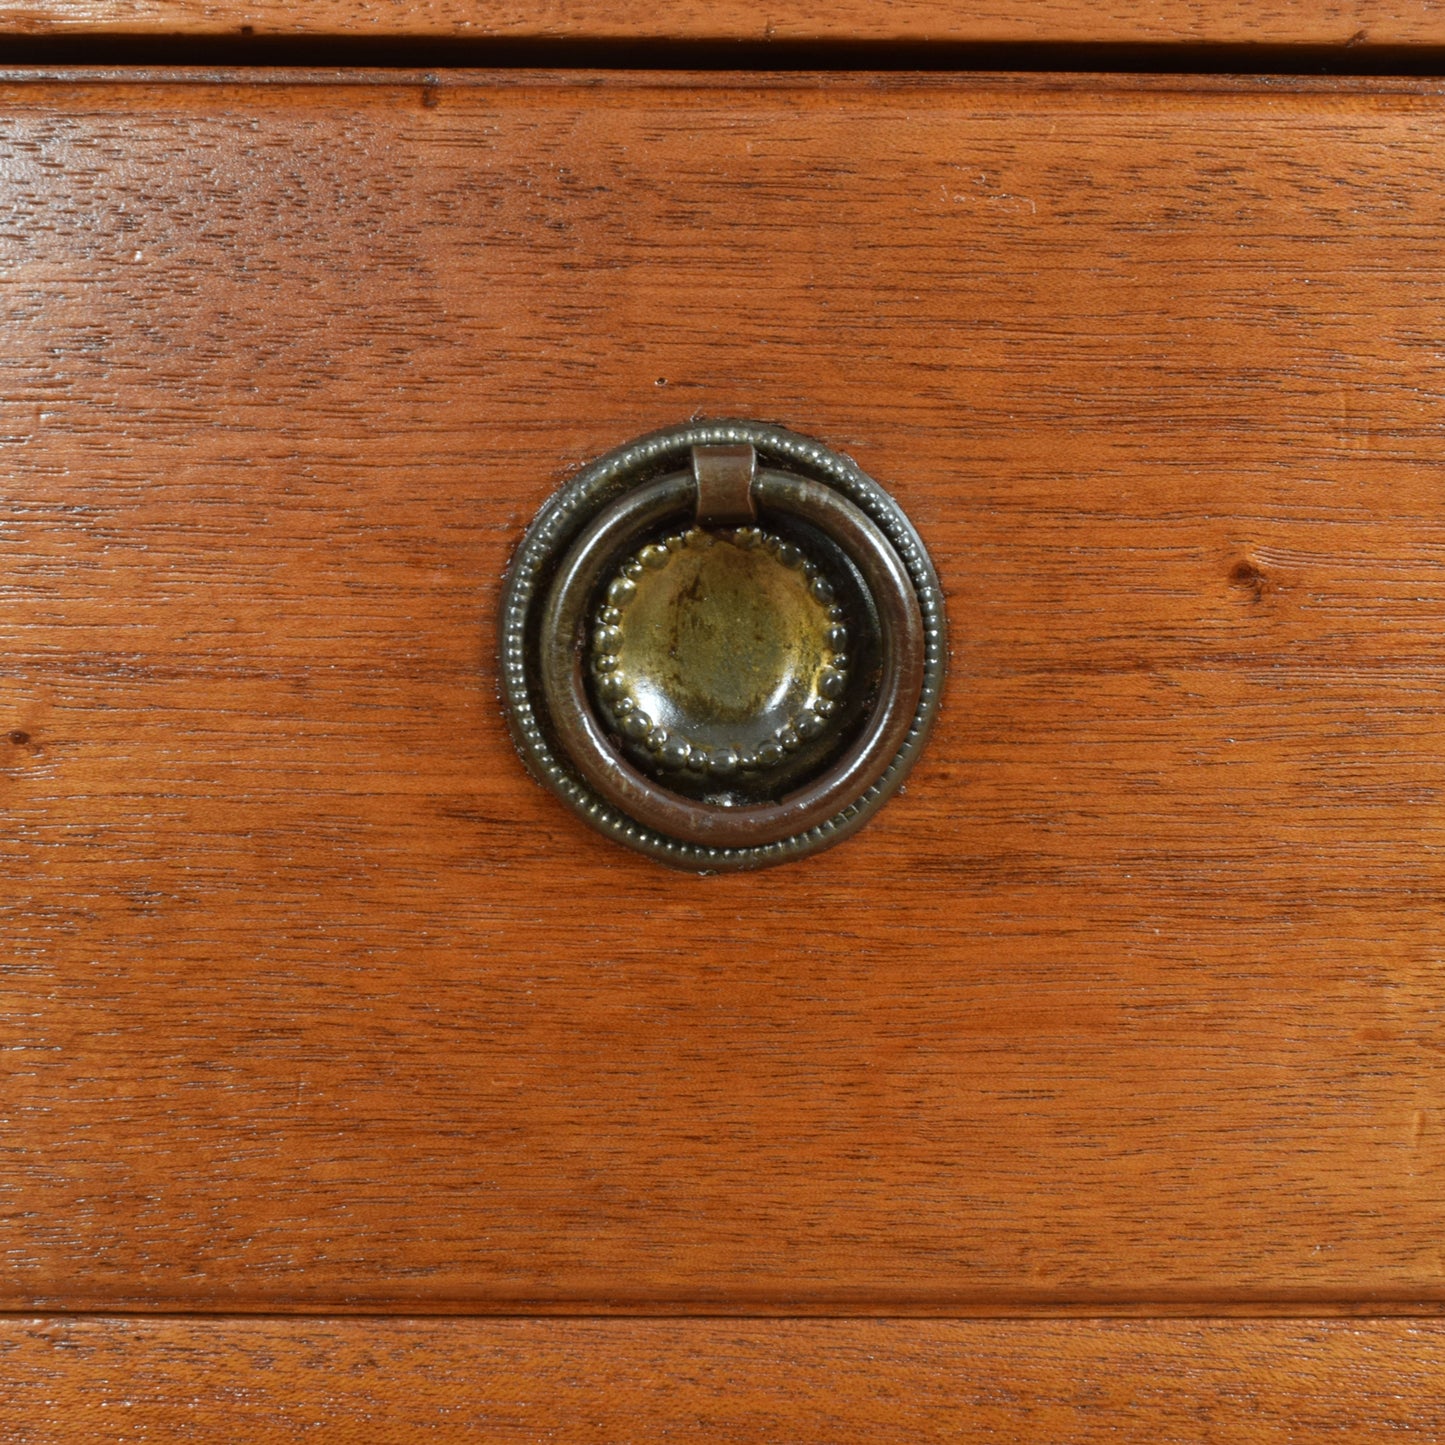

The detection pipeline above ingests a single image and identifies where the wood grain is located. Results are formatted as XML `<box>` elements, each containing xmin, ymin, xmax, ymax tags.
<box><xmin>4</xmin><ymin>71</ymin><xmax>1445</xmax><ymax>1314</ymax></box>
<box><xmin>1</xmin><ymin>0</ymin><xmax>1443</xmax><ymax>46</ymax></box>
<box><xmin>5</xmin><ymin>1316</ymin><xmax>1445</xmax><ymax>1442</ymax></box>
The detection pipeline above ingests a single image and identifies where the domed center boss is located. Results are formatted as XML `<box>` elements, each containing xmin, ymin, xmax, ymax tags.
<box><xmin>499</xmin><ymin>422</ymin><xmax>946</xmax><ymax>871</ymax></box>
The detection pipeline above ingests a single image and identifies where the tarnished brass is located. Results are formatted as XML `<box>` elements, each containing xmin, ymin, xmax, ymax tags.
<box><xmin>536</xmin><ymin>459</ymin><xmax>924</xmax><ymax>850</ymax></box>
<box><xmin>592</xmin><ymin>525</ymin><xmax>848</xmax><ymax>785</ymax></box>
<box><xmin>500</xmin><ymin>420</ymin><xmax>946</xmax><ymax>871</ymax></box>
<box><xmin>691</xmin><ymin>444</ymin><xmax>758</xmax><ymax>527</ymax></box>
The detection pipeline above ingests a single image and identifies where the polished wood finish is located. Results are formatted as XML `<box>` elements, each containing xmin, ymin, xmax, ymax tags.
<box><xmin>7</xmin><ymin>1316</ymin><xmax>1445</xmax><ymax>1441</ymax></box>
<box><xmin>2</xmin><ymin>0</ymin><xmax>1443</xmax><ymax>45</ymax></box>
<box><xmin>5</xmin><ymin>72</ymin><xmax>1445</xmax><ymax>1324</ymax></box>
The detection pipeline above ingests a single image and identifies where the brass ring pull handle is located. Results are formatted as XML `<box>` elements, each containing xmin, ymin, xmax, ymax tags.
<box><xmin>500</xmin><ymin>422</ymin><xmax>946</xmax><ymax>871</ymax></box>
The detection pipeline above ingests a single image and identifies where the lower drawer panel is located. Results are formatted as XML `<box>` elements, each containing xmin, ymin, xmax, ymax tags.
<box><xmin>5</xmin><ymin>1316</ymin><xmax>1445</xmax><ymax>1443</ymax></box>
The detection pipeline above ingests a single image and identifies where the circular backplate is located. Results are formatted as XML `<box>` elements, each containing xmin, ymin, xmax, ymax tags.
<box><xmin>499</xmin><ymin>420</ymin><xmax>947</xmax><ymax>872</ymax></box>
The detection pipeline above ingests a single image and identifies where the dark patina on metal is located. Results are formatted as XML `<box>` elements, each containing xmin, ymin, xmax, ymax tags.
<box><xmin>499</xmin><ymin>421</ymin><xmax>946</xmax><ymax>871</ymax></box>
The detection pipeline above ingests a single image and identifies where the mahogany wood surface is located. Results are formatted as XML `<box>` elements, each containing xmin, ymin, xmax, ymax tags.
<box><xmin>2</xmin><ymin>0</ymin><xmax>1444</xmax><ymax>46</ymax></box>
<box><xmin>4</xmin><ymin>72</ymin><xmax>1445</xmax><ymax>1318</ymax></box>
<box><xmin>7</xmin><ymin>1316</ymin><xmax>1445</xmax><ymax>1442</ymax></box>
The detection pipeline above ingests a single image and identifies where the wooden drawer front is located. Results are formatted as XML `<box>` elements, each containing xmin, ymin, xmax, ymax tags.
<box><xmin>4</xmin><ymin>71</ymin><xmax>1445</xmax><ymax>1314</ymax></box>
<box><xmin>6</xmin><ymin>1317</ymin><xmax>1445</xmax><ymax>1443</ymax></box>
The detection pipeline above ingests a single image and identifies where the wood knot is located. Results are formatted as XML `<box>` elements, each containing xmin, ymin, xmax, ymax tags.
<box><xmin>1228</xmin><ymin>558</ymin><xmax>1268</xmax><ymax>600</ymax></box>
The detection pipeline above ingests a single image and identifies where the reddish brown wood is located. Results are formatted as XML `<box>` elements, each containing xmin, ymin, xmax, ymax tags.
<box><xmin>4</xmin><ymin>1316</ymin><xmax>1445</xmax><ymax>1441</ymax></box>
<box><xmin>1</xmin><ymin>0</ymin><xmax>1443</xmax><ymax>45</ymax></box>
<box><xmin>4</xmin><ymin>72</ymin><xmax>1445</xmax><ymax>1316</ymax></box>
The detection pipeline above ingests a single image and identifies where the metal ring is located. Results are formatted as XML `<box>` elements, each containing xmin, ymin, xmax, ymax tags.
<box><xmin>499</xmin><ymin>421</ymin><xmax>947</xmax><ymax>872</ymax></box>
<box><xmin>539</xmin><ymin>470</ymin><xmax>925</xmax><ymax>849</ymax></box>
